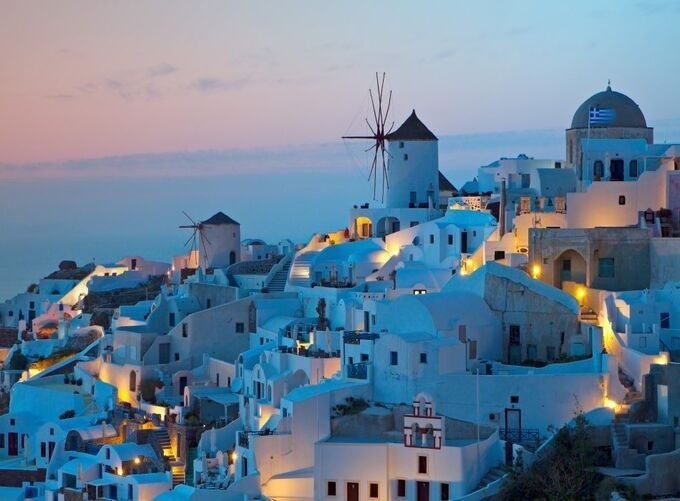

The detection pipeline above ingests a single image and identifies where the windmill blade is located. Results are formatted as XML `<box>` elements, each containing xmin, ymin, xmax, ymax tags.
<box><xmin>198</xmin><ymin>228</ymin><xmax>212</xmax><ymax>246</ymax></box>
<box><xmin>184</xmin><ymin>228</ymin><xmax>198</xmax><ymax>247</ymax></box>
<box><xmin>182</xmin><ymin>211</ymin><xmax>197</xmax><ymax>226</ymax></box>
<box><xmin>364</xmin><ymin>118</ymin><xmax>377</xmax><ymax>137</ymax></box>
<box><xmin>368</xmin><ymin>88</ymin><xmax>379</xmax><ymax>129</ymax></box>
<box><xmin>198</xmin><ymin>230</ymin><xmax>211</xmax><ymax>267</ymax></box>
<box><xmin>383</xmin><ymin>90</ymin><xmax>392</xmax><ymax>128</ymax></box>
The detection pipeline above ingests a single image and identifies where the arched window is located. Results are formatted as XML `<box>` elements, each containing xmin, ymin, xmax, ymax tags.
<box><xmin>629</xmin><ymin>160</ymin><xmax>638</xmax><ymax>178</ymax></box>
<box><xmin>229</xmin><ymin>251</ymin><xmax>236</xmax><ymax>265</ymax></box>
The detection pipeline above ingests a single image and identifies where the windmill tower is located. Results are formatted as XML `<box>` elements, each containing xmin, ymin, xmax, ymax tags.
<box><xmin>180</xmin><ymin>212</ymin><xmax>241</xmax><ymax>270</ymax></box>
<box><xmin>385</xmin><ymin>110</ymin><xmax>439</xmax><ymax>210</ymax></box>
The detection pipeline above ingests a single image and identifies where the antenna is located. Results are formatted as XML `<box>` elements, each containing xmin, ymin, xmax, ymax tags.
<box><xmin>343</xmin><ymin>72</ymin><xmax>394</xmax><ymax>202</ymax></box>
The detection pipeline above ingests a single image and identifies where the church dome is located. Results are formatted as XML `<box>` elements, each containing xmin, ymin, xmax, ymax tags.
<box><xmin>570</xmin><ymin>85</ymin><xmax>647</xmax><ymax>129</ymax></box>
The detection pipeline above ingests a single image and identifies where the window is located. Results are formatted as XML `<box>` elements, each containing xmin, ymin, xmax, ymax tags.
<box><xmin>593</xmin><ymin>160</ymin><xmax>604</xmax><ymax>179</ymax></box>
<box><xmin>369</xmin><ymin>483</ymin><xmax>379</xmax><ymax>498</ymax></box>
<box><xmin>420</xmin><ymin>352</ymin><xmax>427</xmax><ymax>364</ymax></box>
<box><xmin>440</xmin><ymin>483</ymin><xmax>450</xmax><ymax>501</ymax></box>
<box><xmin>562</xmin><ymin>259</ymin><xmax>571</xmax><ymax>272</ymax></box>
<box><xmin>458</xmin><ymin>325</ymin><xmax>467</xmax><ymax>342</ymax></box>
<box><xmin>448</xmin><ymin>234</ymin><xmax>453</xmax><ymax>245</ymax></box>
<box><xmin>598</xmin><ymin>258</ymin><xmax>615</xmax><ymax>278</ymax></box>
<box><xmin>390</xmin><ymin>351</ymin><xmax>398</xmax><ymax>366</ymax></box>
<box><xmin>182</xmin><ymin>323</ymin><xmax>188</xmax><ymax>338</ymax></box>
<box><xmin>235</xmin><ymin>322</ymin><xmax>245</xmax><ymax>333</ymax></box>
<box><xmin>29</xmin><ymin>301</ymin><xmax>35</xmax><ymax>309</ymax></box>
<box><xmin>41</xmin><ymin>442</ymin><xmax>46</xmax><ymax>457</ymax></box>
<box><xmin>10</xmin><ymin>419</ymin><xmax>15</xmax><ymax>426</ymax></box>
<box><xmin>629</xmin><ymin>160</ymin><xmax>638</xmax><ymax>178</ymax></box>
<box><xmin>399</xmin><ymin>141</ymin><xmax>404</xmax><ymax>148</ymax></box>
<box><xmin>660</xmin><ymin>312</ymin><xmax>670</xmax><ymax>329</ymax></box>
<box><xmin>169</xmin><ymin>312</ymin><xmax>176</xmax><ymax>327</ymax></box>
<box><xmin>361</xmin><ymin>353</ymin><xmax>369</xmax><ymax>362</ymax></box>
<box><xmin>397</xmin><ymin>479</ymin><xmax>406</xmax><ymax>497</ymax></box>
<box><xmin>371</xmin><ymin>314</ymin><xmax>376</xmax><ymax>325</ymax></box>
<box><xmin>327</xmin><ymin>481</ymin><xmax>337</xmax><ymax>496</ymax></box>
<box><xmin>175</xmin><ymin>353</ymin><xmax>180</xmax><ymax>361</ymax></box>
<box><xmin>510</xmin><ymin>395</ymin><xmax>519</xmax><ymax>404</ymax></box>
<box><xmin>521</xmin><ymin>173</ymin><xmax>530</xmax><ymax>188</ymax></box>
<box><xmin>468</xmin><ymin>340</ymin><xmax>477</xmax><ymax>359</ymax></box>
<box><xmin>527</xmin><ymin>344</ymin><xmax>537</xmax><ymax>360</ymax></box>
<box><xmin>413</xmin><ymin>289</ymin><xmax>427</xmax><ymax>295</ymax></box>
<box><xmin>410</xmin><ymin>221</ymin><xmax>418</xmax><ymax>228</ymax></box>
<box><xmin>0</xmin><ymin>434</ymin><xmax>4</xmax><ymax>448</ymax></box>
<box><xmin>494</xmin><ymin>250</ymin><xmax>505</xmax><ymax>260</ymax></box>
<box><xmin>50</xmin><ymin>428</ymin><xmax>54</xmax><ymax>436</ymax></box>
<box><xmin>429</xmin><ymin>234</ymin><xmax>434</xmax><ymax>244</ymax></box>
<box><xmin>418</xmin><ymin>455</ymin><xmax>428</xmax><ymax>474</ymax></box>
<box><xmin>404</xmin><ymin>154</ymin><xmax>408</xmax><ymax>161</ymax></box>
<box><xmin>509</xmin><ymin>325</ymin><xmax>520</xmax><ymax>344</ymax></box>
<box><xmin>555</xmin><ymin>161</ymin><xmax>562</xmax><ymax>169</ymax></box>
<box><xmin>206</xmin><ymin>298</ymin><xmax>211</xmax><ymax>309</ymax></box>
<box><xmin>546</xmin><ymin>346</ymin><xmax>556</xmax><ymax>361</ymax></box>
<box><xmin>618</xmin><ymin>195</ymin><xmax>626</xmax><ymax>205</ymax></box>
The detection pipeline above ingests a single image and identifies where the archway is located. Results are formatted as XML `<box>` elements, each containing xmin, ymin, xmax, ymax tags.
<box><xmin>553</xmin><ymin>249</ymin><xmax>587</xmax><ymax>289</ymax></box>
<box><xmin>354</xmin><ymin>216</ymin><xmax>373</xmax><ymax>238</ymax></box>
<box><xmin>376</xmin><ymin>216</ymin><xmax>400</xmax><ymax>238</ymax></box>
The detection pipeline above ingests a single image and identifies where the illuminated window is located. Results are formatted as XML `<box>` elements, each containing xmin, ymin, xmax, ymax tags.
<box><xmin>413</xmin><ymin>289</ymin><xmax>427</xmax><ymax>295</ymax></box>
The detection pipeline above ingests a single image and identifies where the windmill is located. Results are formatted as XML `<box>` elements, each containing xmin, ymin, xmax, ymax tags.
<box><xmin>179</xmin><ymin>211</ymin><xmax>212</xmax><ymax>269</ymax></box>
<box><xmin>343</xmin><ymin>72</ymin><xmax>394</xmax><ymax>202</ymax></box>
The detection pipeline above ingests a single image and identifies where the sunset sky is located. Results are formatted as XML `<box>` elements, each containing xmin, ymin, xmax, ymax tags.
<box><xmin>2</xmin><ymin>0</ymin><xmax>679</xmax><ymax>167</ymax></box>
<box><xmin>2</xmin><ymin>0</ymin><xmax>680</xmax><ymax>299</ymax></box>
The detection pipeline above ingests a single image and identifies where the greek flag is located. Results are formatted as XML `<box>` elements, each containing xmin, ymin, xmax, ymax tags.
<box><xmin>589</xmin><ymin>106</ymin><xmax>616</xmax><ymax>125</ymax></box>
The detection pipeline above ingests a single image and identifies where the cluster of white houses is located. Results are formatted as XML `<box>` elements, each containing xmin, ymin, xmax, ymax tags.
<box><xmin>0</xmin><ymin>84</ymin><xmax>680</xmax><ymax>500</ymax></box>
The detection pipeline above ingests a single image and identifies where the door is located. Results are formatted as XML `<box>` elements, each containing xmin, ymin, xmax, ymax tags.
<box><xmin>461</xmin><ymin>231</ymin><xmax>468</xmax><ymax>253</ymax></box>
<box><xmin>179</xmin><ymin>376</ymin><xmax>187</xmax><ymax>396</ymax></box>
<box><xmin>610</xmin><ymin>159</ymin><xmax>624</xmax><ymax>181</ymax></box>
<box><xmin>8</xmin><ymin>432</ymin><xmax>17</xmax><ymax>456</ymax></box>
<box><xmin>346</xmin><ymin>482</ymin><xmax>359</xmax><ymax>501</ymax></box>
<box><xmin>417</xmin><ymin>481</ymin><xmax>430</xmax><ymax>501</ymax></box>
<box><xmin>505</xmin><ymin>408</ymin><xmax>522</xmax><ymax>442</ymax></box>
<box><xmin>159</xmin><ymin>343</ymin><xmax>170</xmax><ymax>364</ymax></box>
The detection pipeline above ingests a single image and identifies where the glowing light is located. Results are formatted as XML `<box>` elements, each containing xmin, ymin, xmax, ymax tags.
<box><xmin>604</xmin><ymin>398</ymin><xmax>617</xmax><ymax>410</ymax></box>
<box><xmin>576</xmin><ymin>287</ymin><xmax>586</xmax><ymax>304</ymax></box>
<box><xmin>117</xmin><ymin>466</ymin><xmax>123</xmax><ymax>475</ymax></box>
<box><xmin>134</xmin><ymin>456</ymin><xmax>141</xmax><ymax>465</ymax></box>
<box><xmin>231</xmin><ymin>451</ymin><xmax>238</xmax><ymax>463</ymax></box>
<box><xmin>531</xmin><ymin>264</ymin><xmax>541</xmax><ymax>279</ymax></box>
<box><xmin>654</xmin><ymin>353</ymin><xmax>669</xmax><ymax>365</ymax></box>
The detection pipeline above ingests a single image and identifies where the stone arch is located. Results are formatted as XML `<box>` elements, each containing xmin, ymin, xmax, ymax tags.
<box><xmin>553</xmin><ymin>248</ymin><xmax>587</xmax><ymax>288</ymax></box>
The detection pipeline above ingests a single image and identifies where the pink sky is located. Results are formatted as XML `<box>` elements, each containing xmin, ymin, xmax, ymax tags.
<box><xmin>2</xmin><ymin>1</ymin><xmax>679</xmax><ymax>166</ymax></box>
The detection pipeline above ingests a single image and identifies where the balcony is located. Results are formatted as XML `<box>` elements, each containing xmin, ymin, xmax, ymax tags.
<box><xmin>499</xmin><ymin>428</ymin><xmax>540</xmax><ymax>449</ymax></box>
<box><xmin>347</xmin><ymin>362</ymin><xmax>368</xmax><ymax>380</ymax></box>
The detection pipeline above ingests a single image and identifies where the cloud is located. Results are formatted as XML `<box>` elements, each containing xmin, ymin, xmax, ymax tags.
<box><xmin>147</xmin><ymin>62</ymin><xmax>177</xmax><ymax>77</ymax></box>
<box><xmin>191</xmin><ymin>77</ymin><xmax>250</xmax><ymax>92</ymax></box>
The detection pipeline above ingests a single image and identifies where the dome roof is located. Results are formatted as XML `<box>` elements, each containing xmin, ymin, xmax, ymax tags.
<box><xmin>570</xmin><ymin>85</ymin><xmax>647</xmax><ymax>129</ymax></box>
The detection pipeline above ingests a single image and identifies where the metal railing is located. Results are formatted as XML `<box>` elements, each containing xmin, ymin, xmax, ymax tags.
<box><xmin>347</xmin><ymin>362</ymin><xmax>368</xmax><ymax>379</ymax></box>
<box><xmin>499</xmin><ymin>428</ymin><xmax>540</xmax><ymax>447</ymax></box>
